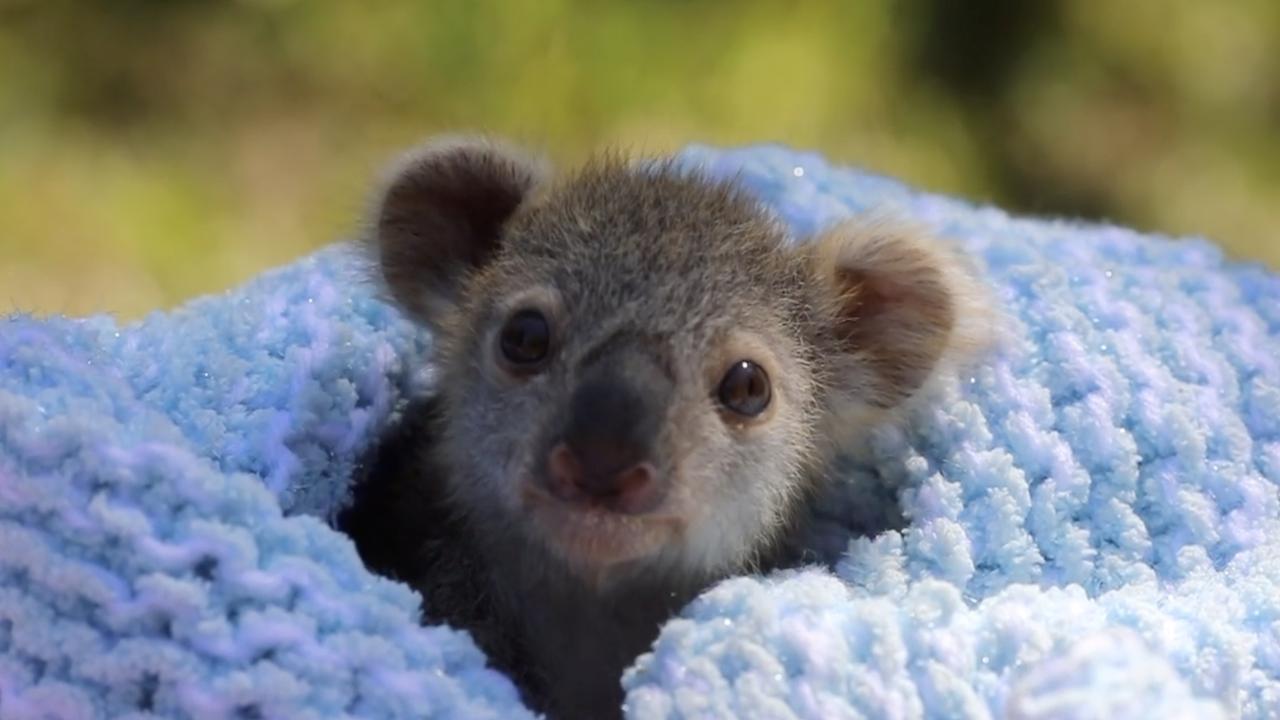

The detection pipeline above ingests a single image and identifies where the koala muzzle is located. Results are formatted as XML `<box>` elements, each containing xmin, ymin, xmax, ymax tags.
<box><xmin>544</xmin><ymin>343</ymin><xmax>673</xmax><ymax>514</ymax></box>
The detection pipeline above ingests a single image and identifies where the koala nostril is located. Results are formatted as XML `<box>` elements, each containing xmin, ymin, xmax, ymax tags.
<box><xmin>612</xmin><ymin>462</ymin><xmax>653</xmax><ymax>497</ymax></box>
<box><xmin>607</xmin><ymin>462</ymin><xmax>662</xmax><ymax>514</ymax></box>
<box><xmin>547</xmin><ymin>443</ymin><xmax>584</xmax><ymax>501</ymax></box>
<box><xmin>544</xmin><ymin>442</ymin><xmax>663</xmax><ymax>513</ymax></box>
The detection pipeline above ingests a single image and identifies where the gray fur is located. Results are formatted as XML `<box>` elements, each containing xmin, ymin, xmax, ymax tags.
<box><xmin>342</xmin><ymin>137</ymin><xmax>988</xmax><ymax>719</ymax></box>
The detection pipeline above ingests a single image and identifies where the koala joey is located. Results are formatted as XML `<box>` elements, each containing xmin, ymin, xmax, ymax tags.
<box><xmin>338</xmin><ymin>136</ymin><xmax>991</xmax><ymax>719</ymax></box>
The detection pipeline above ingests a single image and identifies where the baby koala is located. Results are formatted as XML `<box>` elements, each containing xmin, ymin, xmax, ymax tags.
<box><xmin>339</xmin><ymin>137</ymin><xmax>988</xmax><ymax>719</ymax></box>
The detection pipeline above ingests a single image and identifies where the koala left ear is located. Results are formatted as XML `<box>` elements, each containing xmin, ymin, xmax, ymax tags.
<box><xmin>368</xmin><ymin>135</ymin><xmax>549</xmax><ymax>329</ymax></box>
<box><xmin>806</xmin><ymin>218</ymin><xmax>989</xmax><ymax>414</ymax></box>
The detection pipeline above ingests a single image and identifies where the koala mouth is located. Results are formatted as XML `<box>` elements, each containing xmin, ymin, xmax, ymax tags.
<box><xmin>521</xmin><ymin>481</ymin><xmax>686</xmax><ymax>572</ymax></box>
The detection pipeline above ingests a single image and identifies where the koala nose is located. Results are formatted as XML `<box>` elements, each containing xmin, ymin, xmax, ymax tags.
<box><xmin>546</xmin><ymin>442</ymin><xmax>662</xmax><ymax>514</ymax></box>
<box><xmin>550</xmin><ymin>438</ymin><xmax>675</xmax><ymax>509</ymax></box>
<box><xmin>541</xmin><ymin>338</ymin><xmax>673</xmax><ymax>513</ymax></box>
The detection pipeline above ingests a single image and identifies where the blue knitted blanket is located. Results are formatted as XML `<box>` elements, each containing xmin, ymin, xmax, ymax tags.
<box><xmin>2</xmin><ymin>145</ymin><xmax>1278</xmax><ymax>719</ymax></box>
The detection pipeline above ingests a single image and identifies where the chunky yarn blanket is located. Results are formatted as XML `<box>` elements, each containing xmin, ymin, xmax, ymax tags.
<box><xmin>2</xmin><ymin>145</ymin><xmax>1278</xmax><ymax>719</ymax></box>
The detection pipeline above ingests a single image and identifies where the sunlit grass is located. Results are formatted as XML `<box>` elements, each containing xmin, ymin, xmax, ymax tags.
<box><xmin>0</xmin><ymin>0</ymin><xmax>1274</xmax><ymax>319</ymax></box>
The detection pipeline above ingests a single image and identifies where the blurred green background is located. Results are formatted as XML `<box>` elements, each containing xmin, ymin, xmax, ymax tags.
<box><xmin>1</xmin><ymin>0</ymin><xmax>1277</xmax><ymax>319</ymax></box>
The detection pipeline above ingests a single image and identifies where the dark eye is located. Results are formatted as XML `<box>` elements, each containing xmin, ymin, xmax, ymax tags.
<box><xmin>717</xmin><ymin>360</ymin><xmax>771</xmax><ymax>417</ymax></box>
<box><xmin>499</xmin><ymin>309</ymin><xmax>551</xmax><ymax>368</ymax></box>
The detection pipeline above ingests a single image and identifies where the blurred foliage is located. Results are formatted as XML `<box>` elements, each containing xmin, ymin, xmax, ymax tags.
<box><xmin>0</xmin><ymin>0</ymin><xmax>1276</xmax><ymax>318</ymax></box>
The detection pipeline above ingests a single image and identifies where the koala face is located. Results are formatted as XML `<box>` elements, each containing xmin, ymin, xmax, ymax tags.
<box><xmin>371</xmin><ymin>137</ymin><xmax>977</xmax><ymax>585</ymax></box>
<box><xmin>432</xmin><ymin>169</ymin><xmax>822</xmax><ymax>582</ymax></box>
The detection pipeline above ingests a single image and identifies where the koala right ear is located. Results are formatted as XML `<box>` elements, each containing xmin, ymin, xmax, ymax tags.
<box><xmin>369</xmin><ymin>136</ymin><xmax>548</xmax><ymax>324</ymax></box>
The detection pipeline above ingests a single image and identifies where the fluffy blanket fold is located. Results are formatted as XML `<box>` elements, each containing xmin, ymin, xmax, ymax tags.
<box><xmin>2</xmin><ymin>145</ymin><xmax>1278</xmax><ymax>719</ymax></box>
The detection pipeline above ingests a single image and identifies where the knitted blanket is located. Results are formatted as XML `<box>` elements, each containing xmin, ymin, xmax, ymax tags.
<box><xmin>2</xmin><ymin>144</ymin><xmax>1277</xmax><ymax>719</ymax></box>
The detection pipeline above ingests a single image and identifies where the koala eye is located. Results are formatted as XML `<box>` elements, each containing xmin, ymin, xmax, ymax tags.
<box><xmin>717</xmin><ymin>360</ymin><xmax>771</xmax><ymax>417</ymax></box>
<box><xmin>499</xmin><ymin>309</ymin><xmax>551</xmax><ymax>368</ymax></box>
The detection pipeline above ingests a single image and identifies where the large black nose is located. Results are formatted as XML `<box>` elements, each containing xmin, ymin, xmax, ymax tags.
<box><xmin>543</xmin><ymin>343</ymin><xmax>673</xmax><ymax>513</ymax></box>
<box><xmin>547</xmin><ymin>442</ymin><xmax>658</xmax><ymax>514</ymax></box>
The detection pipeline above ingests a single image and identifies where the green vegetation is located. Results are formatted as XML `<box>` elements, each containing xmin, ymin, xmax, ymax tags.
<box><xmin>1</xmin><ymin>0</ymin><xmax>1276</xmax><ymax>318</ymax></box>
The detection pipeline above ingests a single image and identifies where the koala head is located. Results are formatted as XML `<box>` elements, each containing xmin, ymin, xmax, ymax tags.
<box><xmin>369</xmin><ymin>136</ymin><xmax>981</xmax><ymax>586</ymax></box>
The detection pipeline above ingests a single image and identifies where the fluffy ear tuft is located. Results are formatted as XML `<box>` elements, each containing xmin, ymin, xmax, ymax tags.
<box><xmin>809</xmin><ymin>217</ymin><xmax>992</xmax><ymax>414</ymax></box>
<box><xmin>369</xmin><ymin>135</ymin><xmax>549</xmax><ymax>324</ymax></box>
